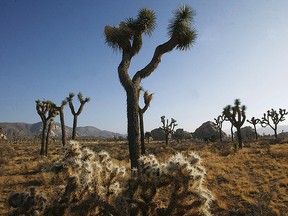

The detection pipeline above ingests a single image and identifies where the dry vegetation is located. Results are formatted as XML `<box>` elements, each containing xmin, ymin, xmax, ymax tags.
<box><xmin>0</xmin><ymin>138</ymin><xmax>287</xmax><ymax>215</ymax></box>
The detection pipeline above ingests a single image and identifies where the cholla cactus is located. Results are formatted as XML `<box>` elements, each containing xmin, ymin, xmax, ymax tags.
<box><xmin>42</xmin><ymin>141</ymin><xmax>213</xmax><ymax>215</ymax></box>
<box><xmin>47</xmin><ymin>140</ymin><xmax>127</xmax><ymax>216</ymax></box>
<box><xmin>161</xmin><ymin>116</ymin><xmax>178</xmax><ymax>145</ymax></box>
<box><xmin>128</xmin><ymin>152</ymin><xmax>213</xmax><ymax>215</ymax></box>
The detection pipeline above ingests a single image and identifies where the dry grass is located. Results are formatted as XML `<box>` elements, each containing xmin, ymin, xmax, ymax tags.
<box><xmin>0</xmin><ymin>139</ymin><xmax>287</xmax><ymax>215</ymax></box>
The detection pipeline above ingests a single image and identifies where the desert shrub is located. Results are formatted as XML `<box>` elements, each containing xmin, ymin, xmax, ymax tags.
<box><xmin>8</xmin><ymin>141</ymin><xmax>213</xmax><ymax>215</ymax></box>
<box><xmin>0</xmin><ymin>143</ymin><xmax>15</xmax><ymax>165</ymax></box>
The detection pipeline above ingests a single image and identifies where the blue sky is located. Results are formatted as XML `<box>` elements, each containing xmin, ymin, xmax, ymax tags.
<box><xmin>1</xmin><ymin>0</ymin><xmax>288</xmax><ymax>134</ymax></box>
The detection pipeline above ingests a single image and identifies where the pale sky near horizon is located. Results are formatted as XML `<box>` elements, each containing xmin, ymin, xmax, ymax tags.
<box><xmin>1</xmin><ymin>0</ymin><xmax>288</xmax><ymax>134</ymax></box>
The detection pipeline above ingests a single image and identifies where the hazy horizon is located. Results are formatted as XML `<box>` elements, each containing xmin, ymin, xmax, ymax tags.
<box><xmin>1</xmin><ymin>1</ymin><xmax>288</xmax><ymax>134</ymax></box>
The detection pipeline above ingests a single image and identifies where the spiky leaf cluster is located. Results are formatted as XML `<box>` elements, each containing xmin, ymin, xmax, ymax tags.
<box><xmin>223</xmin><ymin>99</ymin><xmax>246</xmax><ymax>128</ymax></box>
<box><xmin>105</xmin><ymin>8</ymin><xmax>156</xmax><ymax>53</ymax></box>
<box><xmin>168</xmin><ymin>4</ymin><xmax>197</xmax><ymax>50</ymax></box>
<box><xmin>161</xmin><ymin>116</ymin><xmax>178</xmax><ymax>134</ymax></box>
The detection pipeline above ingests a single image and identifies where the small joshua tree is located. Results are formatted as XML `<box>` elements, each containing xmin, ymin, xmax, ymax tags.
<box><xmin>67</xmin><ymin>92</ymin><xmax>90</xmax><ymax>140</ymax></box>
<box><xmin>104</xmin><ymin>5</ymin><xmax>197</xmax><ymax>168</ymax></box>
<box><xmin>260</xmin><ymin>108</ymin><xmax>288</xmax><ymax>139</ymax></box>
<box><xmin>214</xmin><ymin>114</ymin><xmax>226</xmax><ymax>142</ymax></box>
<box><xmin>223</xmin><ymin>99</ymin><xmax>246</xmax><ymax>149</ymax></box>
<box><xmin>145</xmin><ymin>131</ymin><xmax>152</xmax><ymax>144</ymax></box>
<box><xmin>139</xmin><ymin>89</ymin><xmax>153</xmax><ymax>154</ymax></box>
<box><xmin>36</xmin><ymin>100</ymin><xmax>58</xmax><ymax>156</ymax></box>
<box><xmin>247</xmin><ymin>117</ymin><xmax>261</xmax><ymax>140</ymax></box>
<box><xmin>55</xmin><ymin>100</ymin><xmax>67</xmax><ymax>146</ymax></box>
<box><xmin>161</xmin><ymin>116</ymin><xmax>177</xmax><ymax>145</ymax></box>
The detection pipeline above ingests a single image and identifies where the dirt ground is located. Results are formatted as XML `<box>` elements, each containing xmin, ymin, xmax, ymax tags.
<box><xmin>0</xmin><ymin>139</ymin><xmax>287</xmax><ymax>215</ymax></box>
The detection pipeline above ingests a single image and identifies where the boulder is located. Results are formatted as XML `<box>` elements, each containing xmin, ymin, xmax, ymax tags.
<box><xmin>193</xmin><ymin>121</ymin><xmax>227</xmax><ymax>141</ymax></box>
<box><xmin>151</xmin><ymin>128</ymin><xmax>165</xmax><ymax>141</ymax></box>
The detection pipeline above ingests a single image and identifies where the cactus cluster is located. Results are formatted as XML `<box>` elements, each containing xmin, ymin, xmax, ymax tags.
<box><xmin>36</xmin><ymin>140</ymin><xmax>213</xmax><ymax>215</ymax></box>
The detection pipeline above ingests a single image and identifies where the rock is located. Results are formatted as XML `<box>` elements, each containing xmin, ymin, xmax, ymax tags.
<box><xmin>193</xmin><ymin>121</ymin><xmax>227</xmax><ymax>141</ymax></box>
<box><xmin>151</xmin><ymin>128</ymin><xmax>165</xmax><ymax>141</ymax></box>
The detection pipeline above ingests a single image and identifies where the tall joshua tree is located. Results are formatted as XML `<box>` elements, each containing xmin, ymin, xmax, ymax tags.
<box><xmin>247</xmin><ymin>117</ymin><xmax>260</xmax><ymax>140</ymax></box>
<box><xmin>36</xmin><ymin>100</ymin><xmax>58</xmax><ymax>156</ymax></box>
<box><xmin>161</xmin><ymin>116</ymin><xmax>178</xmax><ymax>145</ymax></box>
<box><xmin>214</xmin><ymin>114</ymin><xmax>226</xmax><ymax>142</ymax></box>
<box><xmin>55</xmin><ymin>100</ymin><xmax>67</xmax><ymax>146</ymax></box>
<box><xmin>261</xmin><ymin>108</ymin><xmax>288</xmax><ymax>139</ymax></box>
<box><xmin>223</xmin><ymin>99</ymin><xmax>246</xmax><ymax>149</ymax></box>
<box><xmin>139</xmin><ymin>89</ymin><xmax>153</xmax><ymax>155</ymax></box>
<box><xmin>67</xmin><ymin>92</ymin><xmax>90</xmax><ymax>140</ymax></box>
<box><xmin>104</xmin><ymin>5</ymin><xmax>196</xmax><ymax>168</ymax></box>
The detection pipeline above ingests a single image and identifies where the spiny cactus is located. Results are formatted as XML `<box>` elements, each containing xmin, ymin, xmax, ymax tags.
<box><xmin>260</xmin><ymin>108</ymin><xmax>288</xmax><ymax>139</ymax></box>
<box><xmin>223</xmin><ymin>99</ymin><xmax>246</xmax><ymax>149</ymax></box>
<box><xmin>139</xmin><ymin>89</ymin><xmax>153</xmax><ymax>154</ymax></box>
<box><xmin>44</xmin><ymin>141</ymin><xmax>213</xmax><ymax>215</ymax></box>
<box><xmin>104</xmin><ymin>5</ymin><xmax>197</xmax><ymax>168</ymax></box>
<box><xmin>214</xmin><ymin>114</ymin><xmax>227</xmax><ymax>142</ymax></box>
<box><xmin>247</xmin><ymin>117</ymin><xmax>261</xmax><ymax>140</ymax></box>
<box><xmin>8</xmin><ymin>187</ymin><xmax>46</xmax><ymax>216</ymax></box>
<box><xmin>161</xmin><ymin>116</ymin><xmax>178</xmax><ymax>145</ymax></box>
<box><xmin>67</xmin><ymin>92</ymin><xmax>90</xmax><ymax>140</ymax></box>
<box><xmin>36</xmin><ymin>100</ymin><xmax>59</xmax><ymax>156</ymax></box>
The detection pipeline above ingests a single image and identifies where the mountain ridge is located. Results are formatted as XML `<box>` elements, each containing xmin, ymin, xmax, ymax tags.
<box><xmin>0</xmin><ymin>122</ymin><xmax>125</xmax><ymax>139</ymax></box>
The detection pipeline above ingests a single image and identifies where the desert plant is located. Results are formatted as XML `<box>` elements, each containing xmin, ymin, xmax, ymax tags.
<box><xmin>55</xmin><ymin>100</ymin><xmax>68</xmax><ymax>146</ymax></box>
<box><xmin>214</xmin><ymin>114</ymin><xmax>226</xmax><ymax>142</ymax></box>
<box><xmin>223</xmin><ymin>99</ymin><xmax>246</xmax><ymax>149</ymax></box>
<box><xmin>260</xmin><ymin>108</ymin><xmax>288</xmax><ymax>139</ymax></box>
<box><xmin>139</xmin><ymin>89</ymin><xmax>153</xmax><ymax>154</ymax></box>
<box><xmin>161</xmin><ymin>116</ymin><xmax>178</xmax><ymax>145</ymax></box>
<box><xmin>8</xmin><ymin>187</ymin><xmax>47</xmax><ymax>216</ymax></box>
<box><xmin>104</xmin><ymin>5</ymin><xmax>197</xmax><ymax>168</ymax></box>
<box><xmin>67</xmin><ymin>92</ymin><xmax>90</xmax><ymax>140</ymax></box>
<box><xmin>247</xmin><ymin>117</ymin><xmax>261</xmax><ymax>140</ymax></box>
<box><xmin>45</xmin><ymin>141</ymin><xmax>213</xmax><ymax>215</ymax></box>
<box><xmin>36</xmin><ymin>100</ymin><xmax>59</xmax><ymax>156</ymax></box>
<box><xmin>144</xmin><ymin>132</ymin><xmax>152</xmax><ymax>144</ymax></box>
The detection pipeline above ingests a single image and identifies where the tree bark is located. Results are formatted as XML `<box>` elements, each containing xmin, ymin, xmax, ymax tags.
<box><xmin>59</xmin><ymin>109</ymin><xmax>67</xmax><ymax>146</ymax></box>
<box><xmin>45</xmin><ymin>120</ymin><xmax>53</xmax><ymax>156</ymax></box>
<box><xmin>139</xmin><ymin>110</ymin><xmax>146</xmax><ymax>155</ymax></box>
<box><xmin>236</xmin><ymin>127</ymin><xmax>243</xmax><ymax>149</ymax></box>
<box><xmin>253</xmin><ymin>125</ymin><xmax>258</xmax><ymax>140</ymax></box>
<box><xmin>127</xmin><ymin>90</ymin><xmax>140</xmax><ymax>169</ymax></box>
<box><xmin>40</xmin><ymin>121</ymin><xmax>47</xmax><ymax>155</ymax></box>
<box><xmin>72</xmin><ymin>115</ymin><xmax>78</xmax><ymax>140</ymax></box>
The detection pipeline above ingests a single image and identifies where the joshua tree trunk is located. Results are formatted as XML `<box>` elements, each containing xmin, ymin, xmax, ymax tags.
<box><xmin>40</xmin><ymin>122</ymin><xmax>47</xmax><ymax>155</ymax></box>
<box><xmin>165</xmin><ymin>134</ymin><xmax>169</xmax><ymax>146</ymax></box>
<box><xmin>45</xmin><ymin>120</ymin><xmax>53</xmax><ymax>156</ymax></box>
<box><xmin>231</xmin><ymin>125</ymin><xmax>234</xmax><ymax>142</ymax></box>
<box><xmin>72</xmin><ymin>115</ymin><xmax>78</xmax><ymax>140</ymax></box>
<box><xmin>274</xmin><ymin>127</ymin><xmax>278</xmax><ymax>139</ymax></box>
<box><xmin>236</xmin><ymin>127</ymin><xmax>243</xmax><ymax>149</ymax></box>
<box><xmin>127</xmin><ymin>90</ymin><xmax>140</xmax><ymax>168</ymax></box>
<box><xmin>253</xmin><ymin>125</ymin><xmax>258</xmax><ymax>140</ymax></box>
<box><xmin>59</xmin><ymin>109</ymin><xmax>67</xmax><ymax>146</ymax></box>
<box><xmin>219</xmin><ymin>128</ymin><xmax>222</xmax><ymax>142</ymax></box>
<box><xmin>139</xmin><ymin>110</ymin><xmax>146</xmax><ymax>155</ymax></box>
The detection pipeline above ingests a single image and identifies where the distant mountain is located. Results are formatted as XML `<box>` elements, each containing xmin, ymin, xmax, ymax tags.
<box><xmin>0</xmin><ymin>122</ymin><xmax>125</xmax><ymax>139</ymax></box>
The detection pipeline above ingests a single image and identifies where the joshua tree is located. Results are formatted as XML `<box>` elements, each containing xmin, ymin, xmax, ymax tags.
<box><xmin>260</xmin><ymin>108</ymin><xmax>288</xmax><ymax>139</ymax></box>
<box><xmin>139</xmin><ymin>89</ymin><xmax>153</xmax><ymax>155</ymax></box>
<box><xmin>247</xmin><ymin>117</ymin><xmax>260</xmax><ymax>140</ymax></box>
<box><xmin>55</xmin><ymin>100</ymin><xmax>67</xmax><ymax>146</ymax></box>
<box><xmin>161</xmin><ymin>116</ymin><xmax>178</xmax><ymax>145</ymax></box>
<box><xmin>223</xmin><ymin>99</ymin><xmax>246</xmax><ymax>149</ymax></box>
<box><xmin>214</xmin><ymin>114</ymin><xmax>226</xmax><ymax>142</ymax></box>
<box><xmin>104</xmin><ymin>5</ymin><xmax>196</xmax><ymax>168</ymax></box>
<box><xmin>36</xmin><ymin>100</ymin><xmax>58</xmax><ymax>155</ymax></box>
<box><xmin>67</xmin><ymin>92</ymin><xmax>90</xmax><ymax>140</ymax></box>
